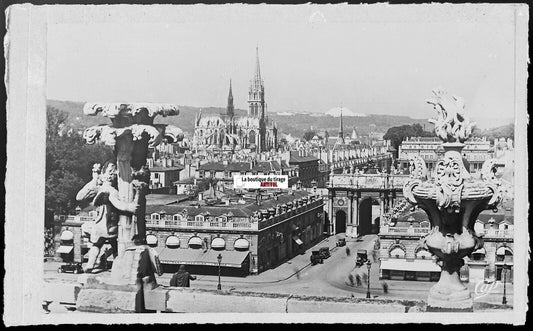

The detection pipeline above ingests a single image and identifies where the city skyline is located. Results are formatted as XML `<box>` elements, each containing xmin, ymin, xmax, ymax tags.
<box><xmin>46</xmin><ymin>4</ymin><xmax>517</xmax><ymax>121</ymax></box>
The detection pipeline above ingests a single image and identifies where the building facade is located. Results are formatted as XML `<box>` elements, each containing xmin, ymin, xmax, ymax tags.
<box><xmin>144</xmin><ymin>191</ymin><xmax>325</xmax><ymax>275</ymax></box>
<box><xmin>397</xmin><ymin>136</ymin><xmax>493</xmax><ymax>176</ymax></box>
<box><xmin>378</xmin><ymin>208</ymin><xmax>514</xmax><ymax>283</ymax></box>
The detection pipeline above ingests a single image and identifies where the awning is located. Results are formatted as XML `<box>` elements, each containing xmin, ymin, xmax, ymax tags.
<box><xmin>158</xmin><ymin>248</ymin><xmax>249</xmax><ymax>268</ymax></box>
<box><xmin>380</xmin><ymin>259</ymin><xmax>440</xmax><ymax>272</ymax></box>
<box><xmin>56</xmin><ymin>245</ymin><xmax>73</xmax><ymax>254</ymax></box>
<box><xmin>292</xmin><ymin>236</ymin><xmax>303</xmax><ymax>246</ymax></box>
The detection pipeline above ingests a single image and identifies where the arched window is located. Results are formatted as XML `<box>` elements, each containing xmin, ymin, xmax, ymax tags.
<box><xmin>211</xmin><ymin>237</ymin><xmax>226</xmax><ymax>250</ymax></box>
<box><xmin>389</xmin><ymin>246</ymin><xmax>406</xmax><ymax>259</ymax></box>
<box><xmin>195</xmin><ymin>215</ymin><xmax>204</xmax><ymax>222</ymax></box>
<box><xmin>471</xmin><ymin>247</ymin><xmax>486</xmax><ymax>261</ymax></box>
<box><xmin>151</xmin><ymin>213</ymin><xmax>160</xmax><ymax>220</ymax></box>
<box><xmin>165</xmin><ymin>235</ymin><xmax>180</xmax><ymax>248</ymax></box>
<box><xmin>173</xmin><ymin>214</ymin><xmax>182</xmax><ymax>222</ymax></box>
<box><xmin>234</xmin><ymin>238</ymin><xmax>250</xmax><ymax>251</ymax></box>
<box><xmin>249</xmin><ymin>131</ymin><xmax>256</xmax><ymax>145</ymax></box>
<box><xmin>415</xmin><ymin>248</ymin><xmax>432</xmax><ymax>260</ymax></box>
<box><xmin>60</xmin><ymin>230</ymin><xmax>74</xmax><ymax>241</ymax></box>
<box><xmin>188</xmin><ymin>236</ymin><xmax>202</xmax><ymax>249</ymax></box>
<box><xmin>146</xmin><ymin>234</ymin><xmax>158</xmax><ymax>247</ymax></box>
<box><xmin>496</xmin><ymin>246</ymin><xmax>513</xmax><ymax>263</ymax></box>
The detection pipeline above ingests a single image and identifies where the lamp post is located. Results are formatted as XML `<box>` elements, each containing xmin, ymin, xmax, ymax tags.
<box><xmin>366</xmin><ymin>259</ymin><xmax>372</xmax><ymax>299</ymax></box>
<box><xmin>217</xmin><ymin>253</ymin><xmax>222</xmax><ymax>291</ymax></box>
<box><xmin>502</xmin><ymin>263</ymin><xmax>507</xmax><ymax>305</ymax></box>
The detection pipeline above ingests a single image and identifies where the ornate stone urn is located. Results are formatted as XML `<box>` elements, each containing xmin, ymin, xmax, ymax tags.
<box><xmin>403</xmin><ymin>89</ymin><xmax>503</xmax><ymax>311</ymax></box>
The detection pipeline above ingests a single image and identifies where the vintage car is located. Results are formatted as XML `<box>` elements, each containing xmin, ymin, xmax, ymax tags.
<box><xmin>57</xmin><ymin>262</ymin><xmax>83</xmax><ymax>274</ymax></box>
<box><xmin>355</xmin><ymin>250</ymin><xmax>368</xmax><ymax>268</ymax></box>
<box><xmin>336</xmin><ymin>238</ymin><xmax>346</xmax><ymax>247</ymax></box>
<box><xmin>310</xmin><ymin>250</ymin><xmax>323</xmax><ymax>265</ymax></box>
<box><xmin>318</xmin><ymin>247</ymin><xmax>331</xmax><ymax>259</ymax></box>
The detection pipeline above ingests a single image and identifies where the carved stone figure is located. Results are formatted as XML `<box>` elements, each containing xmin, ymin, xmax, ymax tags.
<box><xmin>77</xmin><ymin>162</ymin><xmax>140</xmax><ymax>273</ymax></box>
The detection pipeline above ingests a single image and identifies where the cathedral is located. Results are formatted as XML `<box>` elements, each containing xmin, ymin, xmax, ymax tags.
<box><xmin>193</xmin><ymin>48</ymin><xmax>278</xmax><ymax>153</ymax></box>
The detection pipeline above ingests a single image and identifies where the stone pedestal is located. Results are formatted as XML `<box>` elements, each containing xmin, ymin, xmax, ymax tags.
<box><xmin>427</xmin><ymin>271</ymin><xmax>473</xmax><ymax>311</ymax></box>
<box><xmin>76</xmin><ymin>245</ymin><xmax>160</xmax><ymax>313</ymax></box>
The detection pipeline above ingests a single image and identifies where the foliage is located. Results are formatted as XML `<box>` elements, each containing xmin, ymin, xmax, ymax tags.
<box><xmin>46</xmin><ymin>106</ymin><xmax>114</xmax><ymax>214</ymax></box>
<box><xmin>303</xmin><ymin>130</ymin><xmax>317</xmax><ymax>141</ymax></box>
<box><xmin>383</xmin><ymin>123</ymin><xmax>434</xmax><ymax>157</ymax></box>
<box><xmin>472</xmin><ymin>123</ymin><xmax>514</xmax><ymax>141</ymax></box>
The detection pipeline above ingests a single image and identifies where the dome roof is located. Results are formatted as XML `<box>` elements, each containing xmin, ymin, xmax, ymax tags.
<box><xmin>165</xmin><ymin>235</ymin><xmax>180</xmax><ymax>247</ymax></box>
<box><xmin>234</xmin><ymin>238</ymin><xmax>250</xmax><ymax>250</ymax></box>
<box><xmin>211</xmin><ymin>237</ymin><xmax>226</xmax><ymax>250</ymax></box>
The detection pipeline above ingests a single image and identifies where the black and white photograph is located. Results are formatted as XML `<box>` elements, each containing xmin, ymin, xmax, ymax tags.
<box><xmin>4</xmin><ymin>3</ymin><xmax>529</xmax><ymax>325</ymax></box>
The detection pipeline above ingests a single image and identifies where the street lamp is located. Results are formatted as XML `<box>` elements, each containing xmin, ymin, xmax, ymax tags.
<box><xmin>502</xmin><ymin>262</ymin><xmax>508</xmax><ymax>305</ymax></box>
<box><xmin>366</xmin><ymin>260</ymin><xmax>372</xmax><ymax>299</ymax></box>
<box><xmin>217</xmin><ymin>253</ymin><xmax>222</xmax><ymax>291</ymax></box>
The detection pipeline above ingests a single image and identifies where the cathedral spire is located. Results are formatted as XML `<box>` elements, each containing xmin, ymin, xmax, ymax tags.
<box><xmin>254</xmin><ymin>46</ymin><xmax>261</xmax><ymax>82</ymax></box>
<box><xmin>227</xmin><ymin>79</ymin><xmax>234</xmax><ymax>118</ymax></box>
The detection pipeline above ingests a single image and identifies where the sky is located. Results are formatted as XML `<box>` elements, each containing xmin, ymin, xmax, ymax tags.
<box><xmin>46</xmin><ymin>4</ymin><xmax>518</xmax><ymax>120</ymax></box>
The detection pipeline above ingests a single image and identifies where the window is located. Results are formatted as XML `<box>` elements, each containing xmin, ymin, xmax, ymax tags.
<box><xmin>195</xmin><ymin>215</ymin><xmax>204</xmax><ymax>222</ymax></box>
<box><xmin>154</xmin><ymin>173</ymin><xmax>159</xmax><ymax>179</ymax></box>
<box><xmin>151</xmin><ymin>213</ymin><xmax>160</xmax><ymax>220</ymax></box>
<box><xmin>415</xmin><ymin>248</ymin><xmax>432</xmax><ymax>260</ymax></box>
<box><xmin>173</xmin><ymin>214</ymin><xmax>182</xmax><ymax>222</ymax></box>
<box><xmin>389</xmin><ymin>246</ymin><xmax>406</xmax><ymax>259</ymax></box>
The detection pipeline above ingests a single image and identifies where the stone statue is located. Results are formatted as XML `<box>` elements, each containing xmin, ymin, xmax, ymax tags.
<box><xmin>77</xmin><ymin>162</ymin><xmax>141</xmax><ymax>273</ymax></box>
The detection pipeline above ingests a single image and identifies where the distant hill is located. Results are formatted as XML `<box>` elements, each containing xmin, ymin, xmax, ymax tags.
<box><xmin>48</xmin><ymin>99</ymin><xmax>507</xmax><ymax>139</ymax></box>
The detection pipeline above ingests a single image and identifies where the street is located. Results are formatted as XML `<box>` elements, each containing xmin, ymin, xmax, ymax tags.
<box><xmin>43</xmin><ymin>234</ymin><xmax>513</xmax><ymax>313</ymax></box>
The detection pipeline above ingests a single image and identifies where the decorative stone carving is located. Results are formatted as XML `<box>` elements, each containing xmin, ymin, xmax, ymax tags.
<box><xmin>403</xmin><ymin>90</ymin><xmax>503</xmax><ymax>311</ymax></box>
<box><xmin>426</xmin><ymin>89</ymin><xmax>476</xmax><ymax>143</ymax></box>
<box><xmin>76</xmin><ymin>102</ymin><xmax>182</xmax><ymax>312</ymax></box>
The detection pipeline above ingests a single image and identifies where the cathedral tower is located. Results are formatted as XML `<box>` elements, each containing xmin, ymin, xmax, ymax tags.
<box><xmin>248</xmin><ymin>47</ymin><xmax>265</xmax><ymax>118</ymax></box>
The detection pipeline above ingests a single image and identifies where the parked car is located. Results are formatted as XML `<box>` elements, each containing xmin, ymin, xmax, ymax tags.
<box><xmin>310</xmin><ymin>250</ymin><xmax>323</xmax><ymax>265</ymax></box>
<box><xmin>319</xmin><ymin>247</ymin><xmax>331</xmax><ymax>259</ymax></box>
<box><xmin>355</xmin><ymin>250</ymin><xmax>368</xmax><ymax>268</ymax></box>
<box><xmin>57</xmin><ymin>262</ymin><xmax>83</xmax><ymax>274</ymax></box>
<box><xmin>336</xmin><ymin>238</ymin><xmax>346</xmax><ymax>247</ymax></box>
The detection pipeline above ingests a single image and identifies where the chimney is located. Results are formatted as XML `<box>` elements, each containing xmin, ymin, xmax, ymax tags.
<box><xmin>198</xmin><ymin>192</ymin><xmax>203</xmax><ymax>202</ymax></box>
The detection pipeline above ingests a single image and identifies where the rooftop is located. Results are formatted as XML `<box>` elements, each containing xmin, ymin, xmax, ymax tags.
<box><xmin>145</xmin><ymin>190</ymin><xmax>313</xmax><ymax>218</ymax></box>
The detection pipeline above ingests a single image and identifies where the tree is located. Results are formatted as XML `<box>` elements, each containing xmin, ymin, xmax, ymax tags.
<box><xmin>383</xmin><ymin>123</ymin><xmax>434</xmax><ymax>157</ymax></box>
<box><xmin>303</xmin><ymin>130</ymin><xmax>317</xmax><ymax>141</ymax></box>
<box><xmin>45</xmin><ymin>106</ymin><xmax>114</xmax><ymax>214</ymax></box>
